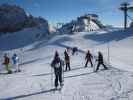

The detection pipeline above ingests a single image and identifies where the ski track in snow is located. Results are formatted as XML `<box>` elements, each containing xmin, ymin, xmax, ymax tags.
<box><xmin>0</xmin><ymin>30</ymin><xmax>133</xmax><ymax>100</ymax></box>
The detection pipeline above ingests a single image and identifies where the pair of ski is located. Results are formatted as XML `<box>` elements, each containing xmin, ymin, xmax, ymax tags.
<box><xmin>50</xmin><ymin>64</ymin><xmax>64</xmax><ymax>93</ymax></box>
<box><xmin>51</xmin><ymin>84</ymin><xmax>64</xmax><ymax>93</ymax></box>
<box><xmin>0</xmin><ymin>69</ymin><xmax>21</xmax><ymax>75</ymax></box>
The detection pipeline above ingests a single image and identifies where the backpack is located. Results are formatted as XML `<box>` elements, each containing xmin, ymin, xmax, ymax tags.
<box><xmin>5</xmin><ymin>57</ymin><xmax>10</xmax><ymax>64</ymax></box>
<box><xmin>54</xmin><ymin>62</ymin><xmax>61</xmax><ymax>68</ymax></box>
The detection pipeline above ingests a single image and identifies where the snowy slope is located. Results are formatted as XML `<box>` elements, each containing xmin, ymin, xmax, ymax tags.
<box><xmin>0</xmin><ymin>27</ymin><xmax>49</xmax><ymax>51</ymax></box>
<box><xmin>0</xmin><ymin>28</ymin><xmax>133</xmax><ymax>100</ymax></box>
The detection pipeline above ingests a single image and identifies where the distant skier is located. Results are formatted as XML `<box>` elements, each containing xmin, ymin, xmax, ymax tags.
<box><xmin>3</xmin><ymin>54</ymin><xmax>12</xmax><ymax>74</ymax></box>
<box><xmin>85</xmin><ymin>50</ymin><xmax>93</xmax><ymax>67</ymax></box>
<box><xmin>12</xmin><ymin>53</ymin><xmax>20</xmax><ymax>72</ymax></box>
<box><xmin>51</xmin><ymin>51</ymin><xmax>63</xmax><ymax>89</ymax></box>
<box><xmin>64</xmin><ymin>50</ymin><xmax>71</xmax><ymax>71</ymax></box>
<box><xmin>95</xmin><ymin>51</ymin><xmax>108</xmax><ymax>72</ymax></box>
<box><xmin>72</xmin><ymin>47</ymin><xmax>78</xmax><ymax>55</ymax></box>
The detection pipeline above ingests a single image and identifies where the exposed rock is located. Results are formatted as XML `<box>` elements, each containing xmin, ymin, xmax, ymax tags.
<box><xmin>58</xmin><ymin>14</ymin><xmax>104</xmax><ymax>34</ymax></box>
<box><xmin>0</xmin><ymin>4</ymin><xmax>49</xmax><ymax>34</ymax></box>
<box><xmin>0</xmin><ymin>4</ymin><xmax>27</xmax><ymax>32</ymax></box>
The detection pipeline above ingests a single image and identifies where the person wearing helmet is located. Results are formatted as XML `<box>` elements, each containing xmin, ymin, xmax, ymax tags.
<box><xmin>12</xmin><ymin>53</ymin><xmax>20</xmax><ymax>72</ymax></box>
<box><xmin>51</xmin><ymin>51</ymin><xmax>63</xmax><ymax>89</ymax></box>
<box><xmin>85</xmin><ymin>50</ymin><xmax>93</xmax><ymax>67</ymax></box>
<box><xmin>3</xmin><ymin>54</ymin><xmax>12</xmax><ymax>74</ymax></box>
<box><xmin>95</xmin><ymin>52</ymin><xmax>108</xmax><ymax>72</ymax></box>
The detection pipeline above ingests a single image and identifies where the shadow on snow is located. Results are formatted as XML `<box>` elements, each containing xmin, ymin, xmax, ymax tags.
<box><xmin>26</xmin><ymin>36</ymin><xmax>73</xmax><ymax>52</ymax></box>
<box><xmin>83</xmin><ymin>29</ymin><xmax>133</xmax><ymax>44</ymax></box>
<box><xmin>32</xmin><ymin>66</ymin><xmax>84</xmax><ymax>77</ymax></box>
<box><xmin>1</xmin><ymin>71</ymin><xmax>95</xmax><ymax>100</ymax></box>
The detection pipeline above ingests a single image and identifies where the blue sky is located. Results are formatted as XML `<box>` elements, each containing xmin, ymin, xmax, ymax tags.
<box><xmin>0</xmin><ymin>0</ymin><xmax>133</xmax><ymax>27</ymax></box>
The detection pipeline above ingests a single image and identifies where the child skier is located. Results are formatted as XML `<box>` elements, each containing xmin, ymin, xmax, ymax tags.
<box><xmin>12</xmin><ymin>53</ymin><xmax>20</xmax><ymax>72</ymax></box>
<box><xmin>95</xmin><ymin>51</ymin><xmax>108</xmax><ymax>72</ymax></box>
<box><xmin>51</xmin><ymin>51</ymin><xmax>63</xmax><ymax>89</ymax></box>
<box><xmin>3</xmin><ymin>54</ymin><xmax>12</xmax><ymax>74</ymax></box>
<box><xmin>64</xmin><ymin>50</ymin><xmax>71</xmax><ymax>71</ymax></box>
<box><xmin>85</xmin><ymin>50</ymin><xmax>93</xmax><ymax>67</ymax></box>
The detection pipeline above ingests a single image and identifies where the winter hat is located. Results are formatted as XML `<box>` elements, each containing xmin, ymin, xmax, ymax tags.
<box><xmin>55</xmin><ymin>51</ymin><xmax>59</xmax><ymax>57</ymax></box>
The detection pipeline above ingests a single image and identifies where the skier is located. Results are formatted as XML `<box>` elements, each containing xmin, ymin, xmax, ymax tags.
<box><xmin>12</xmin><ymin>53</ymin><xmax>20</xmax><ymax>72</ymax></box>
<box><xmin>95</xmin><ymin>51</ymin><xmax>108</xmax><ymax>72</ymax></box>
<box><xmin>64</xmin><ymin>50</ymin><xmax>71</xmax><ymax>71</ymax></box>
<box><xmin>85</xmin><ymin>50</ymin><xmax>93</xmax><ymax>67</ymax></box>
<box><xmin>72</xmin><ymin>47</ymin><xmax>78</xmax><ymax>55</ymax></box>
<box><xmin>3</xmin><ymin>54</ymin><xmax>12</xmax><ymax>74</ymax></box>
<box><xmin>51</xmin><ymin>51</ymin><xmax>63</xmax><ymax>89</ymax></box>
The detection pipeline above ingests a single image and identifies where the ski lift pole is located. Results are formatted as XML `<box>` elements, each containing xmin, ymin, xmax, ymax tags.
<box><xmin>92</xmin><ymin>45</ymin><xmax>96</xmax><ymax>72</ymax></box>
<box><xmin>107</xmin><ymin>41</ymin><xmax>110</xmax><ymax>66</ymax></box>
<box><xmin>20</xmin><ymin>48</ymin><xmax>23</xmax><ymax>65</ymax></box>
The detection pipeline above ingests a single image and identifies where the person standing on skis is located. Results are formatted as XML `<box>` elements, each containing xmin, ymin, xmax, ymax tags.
<box><xmin>51</xmin><ymin>51</ymin><xmax>63</xmax><ymax>89</ymax></box>
<box><xmin>85</xmin><ymin>50</ymin><xmax>93</xmax><ymax>67</ymax></box>
<box><xmin>64</xmin><ymin>50</ymin><xmax>71</xmax><ymax>71</ymax></box>
<box><xmin>95</xmin><ymin>51</ymin><xmax>108</xmax><ymax>72</ymax></box>
<box><xmin>3</xmin><ymin>54</ymin><xmax>12</xmax><ymax>74</ymax></box>
<box><xmin>12</xmin><ymin>53</ymin><xmax>20</xmax><ymax>72</ymax></box>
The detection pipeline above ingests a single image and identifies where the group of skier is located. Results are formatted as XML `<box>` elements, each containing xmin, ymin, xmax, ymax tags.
<box><xmin>84</xmin><ymin>50</ymin><xmax>108</xmax><ymax>71</ymax></box>
<box><xmin>1</xmin><ymin>47</ymin><xmax>108</xmax><ymax>90</ymax></box>
<box><xmin>51</xmin><ymin>48</ymin><xmax>108</xmax><ymax>89</ymax></box>
<box><xmin>2</xmin><ymin>53</ymin><xmax>20</xmax><ymax>74</ymax></box>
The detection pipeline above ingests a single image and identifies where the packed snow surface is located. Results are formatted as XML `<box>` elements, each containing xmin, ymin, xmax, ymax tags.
<box><xmin>0</xmin><ymin>28</ymin><xmax>133</xmax><ymax>100</ymax></box>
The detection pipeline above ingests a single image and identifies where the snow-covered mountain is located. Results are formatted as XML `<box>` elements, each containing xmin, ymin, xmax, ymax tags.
<box><xmin>130</xmin><ymin>22</ymin><xmax>133</xmax><ymax>28</ymax></box>
<box><xmin>0</xmin><ymin>4</ymin><xmax>27</xmax><ymax>32</ymax></box>
<box><xmin>58</xmin><ymin>14</ymin><xmax>104</xmax><ymax>34</ymax></box>
<box><xmin>0</xmin><ymin>27</ymin><xmax>133</xmax><ymax>100</ymax></box>
<box><xmin>0</xmin><ymin>26</ymin><xmax>50</xmax><ymax>50</ymax></box>
<box><xmin>49</xmin><ymin>25</ymin><xmax>57</xmax><ymax>33</ymax></box>
<box><xmin>0</xmin><ymin>4</ymin><xmax>49</xmax><ymax>33</ymax></box>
